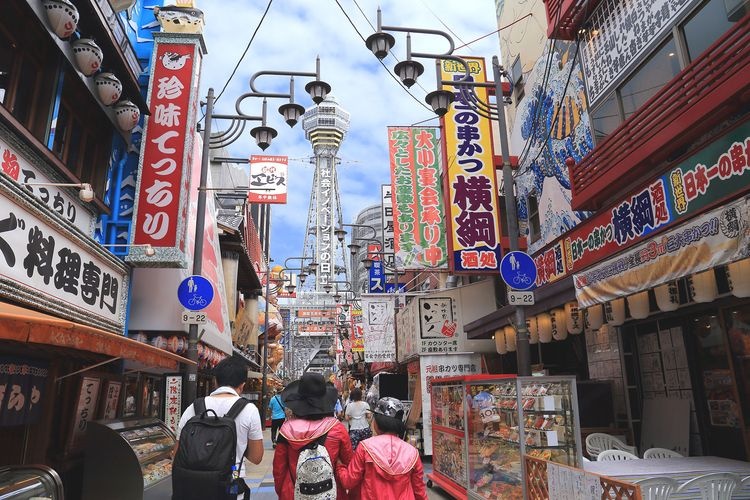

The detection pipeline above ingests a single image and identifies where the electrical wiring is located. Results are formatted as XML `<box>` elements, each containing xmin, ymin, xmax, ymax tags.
<box><xmin>332</xmin><ymin>0</ymin><xmax>433</xmax><ymax>113</ymax></box>
<box><xmin>454</xmin><ymin>13</ymin><xmax>534</xmax><ymax>50</ymax></box>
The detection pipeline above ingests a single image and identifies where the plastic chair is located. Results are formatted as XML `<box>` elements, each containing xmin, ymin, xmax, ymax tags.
<box><xmin>597</xmin><ymin>449</ymin><xmax>640</xmax><ymax>461</ymax></box>
<box><xmin>634</xmin><ymin>477</ymin><xmax>678</xmax><ymax>500</ymax></box>
<box><xmin>586</xmin><ymin>433</ymin><xmax>637</xmax><ymax>460</ymax></box>
<box><xmin>643</xmin><ymin>447</ymin><xmax>683</xmax><ymax>459</ymax></box>
<box><xmin>675</xmin><ymin>472</ymin><xmax>740</xmax><ymax>500</ymax></box>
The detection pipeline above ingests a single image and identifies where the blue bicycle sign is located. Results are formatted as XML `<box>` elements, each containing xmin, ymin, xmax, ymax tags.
<box><xmin>178</xmin><ymin>275</ymin><xmax>214</xmax><ymax>311</ymax></box>
<box><xmin>500</xmin><ymin>251</ymin><xmax>537</xmax><ymax>291</ymax></box>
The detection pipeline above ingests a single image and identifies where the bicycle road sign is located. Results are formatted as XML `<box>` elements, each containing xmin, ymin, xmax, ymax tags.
<box><xmin>178</xmin><ymin>275</ymin><xmax>214</xmax><ymax>311</ymax></box>
<box><xmin>500</xmin><ymin>251</ymin><xmax>537</xmax><ymax>291</ymax></box>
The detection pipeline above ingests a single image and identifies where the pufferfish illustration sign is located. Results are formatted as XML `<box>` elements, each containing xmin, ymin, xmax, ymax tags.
<box><xmin>248</xmin><ymin>155</ymin><xmax>288</xmax><ymax>204</ymax></box>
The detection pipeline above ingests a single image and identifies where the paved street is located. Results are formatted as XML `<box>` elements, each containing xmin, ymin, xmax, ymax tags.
<box><xmin>243</xmin><ymin>429</ymin><xmax>453</xmax><ymax>499</ymax></box>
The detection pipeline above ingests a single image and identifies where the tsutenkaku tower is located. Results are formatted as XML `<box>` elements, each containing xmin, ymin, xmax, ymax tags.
<box><xmin>301</xmin><ymin>95</ymin><xmax>350</xmax><ymax>292</ymax></box>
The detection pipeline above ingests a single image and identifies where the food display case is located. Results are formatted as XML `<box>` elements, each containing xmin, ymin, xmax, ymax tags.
<box><xmin>428</xmin><ymin>375</ymin><xmax>582</xmax><ymax>500</ymax></box>
<box><xmin>81</xmin><ymin>418</ymin><xmax>175</xmax><ymax>500</ymax></box>
<box><xmin>0</xmin><ymin>465</ymin><xmax>64</xmax><ymax>500</ymax></box>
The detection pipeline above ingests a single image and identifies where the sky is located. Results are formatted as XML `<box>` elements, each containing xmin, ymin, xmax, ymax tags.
<box><xmin>198</xmin><ymin>0</ymin><xmax>502</xmax><ymax>268</ymax></box>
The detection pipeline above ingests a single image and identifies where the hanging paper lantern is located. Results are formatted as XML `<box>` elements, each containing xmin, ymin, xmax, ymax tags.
<box><xmin>197</xmin><ymin>343</ymin><xmax>205</xmax><ymax>360</ymax></box>
<box><xmin>151</xmin><ymin>335</ymin><xmax>167</xmax><ymax>350</ymax></box>
<box><xmin>132</xmin><ymin>332</ymin><xmax>148</xmax><ymax>344</ymax></box>
<box><xmin>504</xmin><ymin>325</ymin><xmax>517</xmax><ymax>352</ymax></box>
<box><xmin>627</xmin><ymin>291</ymin><xmax>650</xmax><ymax>319</ymax></box>
<box><xmin>604</xmin><ymin>298</ymin><xmax>626</xmax><ymax>326</ymax></box>
<box><xmin>537</xmin><ymin>312</ymin><xmax>553</xmax><ymax>343</ymax></box>
<box><xmin>526</xmin><ymin>316</ymin><xmax>539</xmax><ymax>344</ymax></box>
<box><xmin>727</xmin><ymin>259</ymin><xmax>750</xmax><ymax>298</ymax></box>
<box><xmin>564</xmin><ymin>302</ymin><xmax>583</xmax><ymax>334</ymax></box>
<box><xmin>654</xmin><ymin>281</ymin><xmax>680</xmax><ymax>311</ymax></box>
<box><xmin>494</xmin><ymin>329</ymin><xmax>507</xmax><ymax>355</ymax></box>
<box><xmin>585</xmin><ymin>304</ymin><xmax>604</xmax><ymax>330</ymax></box>
<box><xmin>94</xmin><ymin>72</ymin><xmax>122</xmax><ymax>106</ymax></box>
<box><xmin>551</xmin><ymin>309</ymin><xmax>568</xmax><ymax>340</ymax></box>
<box><xmin>689</xmin><ymin>269</ymin><xmax>718</xmax><ymax>303</ymax></box>
<box><xmin>114</xmin><ymin>100</ymin><xmax>140</xmax><ymax>131</ymax></box>
<box><xmin>42</xmin><ymin>0</ymin><xmax>79</xmax><ymax>39</ymax></box>
<box><xmin>72</xmin><ymin>38</ymin><xmax>103</xmax><ymax>76</ymax></box>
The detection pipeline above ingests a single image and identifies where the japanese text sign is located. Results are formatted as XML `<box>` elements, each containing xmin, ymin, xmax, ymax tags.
<box><xmin>130</xmin><ymin>37</ymin><xmax>202</xmax><ymax>267</ymax></box>
<box><xmin>369</xmin><ymin>260</ymin><xmax>385</xmax><ymax>293</ymax></box>
<box><xmin>0</xmin><ymin>177</ymin><xmax>129</xmax><ymax>333</ymax></box>
<box><xmin>164</xmin><ymin>375</ymin><xmax>182</xmax><ymax>433</ymax></box>
<box><xmin>102</xmin><ymin>380</ymin><xmax>121</xmax><ymax>420</ymax></box>
<box><xmin>575</xmin><ymin>195</ymin><xmax>750</xmax><ymax>307</ymax></box>
<box><xmin>418</xmin><ymin>297</ymin><xmax>460</xmax><ymax>354</ymax></box>
<box><xmin>387</xmin><ymin>127</ymin><xmax>448</xmax><ymax>270</ymax></box>
<box><xmin>362</xmin><ymin>295</ymin><xmax>396</xmax><ymax>362</ymax></box>
<box><xmin>536</xmin><ymin>122</ymin><xmax>750</xmax><ymax>286</ymax></box>
<box><xmin>68</xmin><ymin>376</ymin><xmax>101</xmax><ymax>451</ymax></box>
<box><xmin>439</xmin><ymin>57</ymin><xmax>503</xmax><ymax>273</ymax></box>
<box><xmin>381</xmin><ymin>184</ymin><xmax>396</xmax><ymax>269</ymax></box>
<box><xmin>351</xmin><ymin>308</ymin><xmax>364</xmax><ymax>352</ymax></box>
<box><xmin>248</xmin><ymin>155</ymin><xmax>288</xmax><ymax>204</ymax></box>
<box><xmin>0</xmin><ymin>357</ymin><xmax>48</xmax><ymax>427</ymax></box>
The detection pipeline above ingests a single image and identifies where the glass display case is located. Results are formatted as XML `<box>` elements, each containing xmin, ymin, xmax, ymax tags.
<box><xmin>0</xmin><ymin>465</ymin><xmax>64</xmax><ymax>500</ymax></box>
<box><xmin>81</xmin><ymin>418</ymin><xmax>176</xmax><ymax>500</ymax></box>
<box><xmin>428</xmin><ymin>375</ymin><xmax>582</xmax><ymax>500</ymax></box>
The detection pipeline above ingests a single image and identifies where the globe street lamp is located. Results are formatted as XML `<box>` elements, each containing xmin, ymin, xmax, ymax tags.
<box><xmin>366</xmin><ymin>10</ymin><xmax>531</xmax><ymax>376</ymax></box>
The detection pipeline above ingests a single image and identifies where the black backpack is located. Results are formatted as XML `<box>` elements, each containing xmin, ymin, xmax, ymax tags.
<box><xmin>172</xmin><ymin>397</ymin><xmax>251</xmax><ymax>500</ymax></box>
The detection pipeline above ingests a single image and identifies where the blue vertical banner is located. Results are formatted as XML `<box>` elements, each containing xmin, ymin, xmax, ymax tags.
<box><xmin>0</xmin><ymin>357</ymin><xmax>48</xmax><ymax>426</ymax></box>
<box><xmin>369</xmin><ymin>261</ymin><xmax>385</xmax><ymax>293</ymax></box>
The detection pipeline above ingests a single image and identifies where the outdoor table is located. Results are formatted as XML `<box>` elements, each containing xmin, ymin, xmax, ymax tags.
<box><xmin>584</xmin><ymin>456</ymin><xmax>750</xmax><ymax>499</ymax></box>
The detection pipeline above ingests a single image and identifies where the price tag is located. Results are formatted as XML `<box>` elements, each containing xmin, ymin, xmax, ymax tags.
<box><xmin>181</xmin><ymin>310</ymin><xmax>208</xmax><ymax>324</ymax></box>
<box><xmin>508</xmin><ymin>290</ymin><xmax>535</xmax><ymax>305</ymax></box>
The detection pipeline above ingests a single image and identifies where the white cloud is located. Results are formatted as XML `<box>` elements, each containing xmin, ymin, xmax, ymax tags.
<box><xmin>199</xmin><ymin>0</ymin><xmax>501</xmax><ymax>262</ymax></box>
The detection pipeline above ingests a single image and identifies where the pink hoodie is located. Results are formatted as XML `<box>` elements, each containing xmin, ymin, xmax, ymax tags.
<box><xmin>273</xmin><ymin>417</ymin><xmax>353</xmax><ymax>500</ymax></box>
<box><xmin>336</xmin><ymin>434</ymin><xmax>428</xmax><ymax>500</ymax></box>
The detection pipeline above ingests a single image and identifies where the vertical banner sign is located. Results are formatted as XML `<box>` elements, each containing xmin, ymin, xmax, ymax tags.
<box><xmin>316</xmin><ymin>155</ymin><xmax>336</xmax><ymax>289</ymax></box>
<box><xmin>164</xmin><ymin>375</ymin><xmax>182</xmax><ymax>433</ymax></box>
<box><xmin>387</xmin><ymin>127</ymin><xmax>448</xmax><ymax>269</ymax></box>
<box><xmin>129</xmin><ymin>34</ymin><xmax>203</xmax><ymax>268</ymax></box>
<box><xmin>381</xmin><ymin>185</ymin><xmax>396</xmax><ymax>269</ymax></box>
<box><xmin>368</xmin><ymin>243</ymin><xmax>385</xmax><ymax>293</ymax></box>
<box><xmin>440</xmin><ymin>57</ymin><xmax>503</xmax><ymax>274</ymax></box>
<box><xmin>102</xmin><ymin>381</ymin><xmax>122</xmax><ymax>420</ymax></box>
<box><xmin>0</xmin><ymin>357</ymin><xmax>48</xmax><ymax>426</ymax></box>
<box><xmin>69</xmin><ymin>376</ymin><xmax>101</xmax><ymax>451</ymax></box>
<box><xmin>248</xmin><ymin>155</ymin><xmax>288</xmax><ymax>204</ymax></box>
<box><xmin>362</xmin><ymin>295</ymin><xmax>396</xmax><ymax>362</ymax></box>
<box><xmin>351</xmin><ymin>308</ymin><xmax>364</xmax><ymax>352</ymax></box>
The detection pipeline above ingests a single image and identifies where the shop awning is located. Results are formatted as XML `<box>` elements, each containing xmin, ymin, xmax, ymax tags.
<box><xmin>0</xmin><ymin>302</ymin><xmax>193</xmax><ymax>371</ymax></box>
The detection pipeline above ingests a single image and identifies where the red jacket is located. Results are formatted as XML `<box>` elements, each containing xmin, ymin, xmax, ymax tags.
<box><xmin>273</xmin><ymin>417</ymin><xmax>353</xmax><ymax>500</ymax></box>
<box><xmin>336</xmin><ymin>434</ymin><xmax>428</xmax><ymax>500</ymax></box>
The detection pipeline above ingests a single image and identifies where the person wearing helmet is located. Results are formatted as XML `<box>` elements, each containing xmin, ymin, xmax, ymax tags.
<box><xmin>335</xmin><ymin>397</ymin><xmax>428</xmax><ymax>500</ymax></box>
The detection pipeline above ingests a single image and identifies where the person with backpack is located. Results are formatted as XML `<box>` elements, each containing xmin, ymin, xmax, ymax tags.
<box><xmin>335</xmin><ymin>397</ymin><xmax>428</xmax><ymax>500</ymax></box>
<box><xmin>172</xmin><ymin>357</ymin><xmax>264</xmax><ymax>500</ymax></box>
<box><xmin>269</xmin><ymin>389</ymin><xmax>287</xmax><ymax>448</ymax></box>
<box><xmin>273</xmin><ymin>372</ymin><xmax>353</xmax><ymax>500</ymax></box>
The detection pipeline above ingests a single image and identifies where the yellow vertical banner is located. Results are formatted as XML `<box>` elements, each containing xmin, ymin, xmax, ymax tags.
<box><xmin>440</xmin><ymin>57</ymin><xmax>502</xmax><ymax>273</ymax></box>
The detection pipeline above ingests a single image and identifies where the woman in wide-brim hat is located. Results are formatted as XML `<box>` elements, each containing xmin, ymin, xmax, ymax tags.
<box><xmin>273</xmin><ymin>372</ymin><xmax>353</xmax><ymax>500</ymax></box>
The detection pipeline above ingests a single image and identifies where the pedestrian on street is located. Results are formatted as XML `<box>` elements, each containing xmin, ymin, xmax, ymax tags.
<box><xmin>343</xmin><ymin>388</ymin><xmax>371</xmax><ymax>450</ymax></box>
<box><xmin>269</xmin><ymin>389</ymin><xmax>287</xmax><ymax>448</ymax></box>
<box><xmin>173</xmin><ymin>357</ymin><xmax>264</xmax><ymax>500</ymax></box>
<box><xmin>273</xmin><ymin>372</ymin><xmax>353</xmax><ymax>499</ymax></box>
<box><xmin>335</xmin><ymin>397</ymin><xmax>428</xmax><ymax>500</ymax></box>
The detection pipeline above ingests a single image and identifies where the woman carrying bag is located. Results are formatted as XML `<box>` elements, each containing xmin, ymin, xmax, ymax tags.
<box><xmin>343</xmin><ymin>388</ymin><xmax>371</xmax><ymax>450</ymax></box>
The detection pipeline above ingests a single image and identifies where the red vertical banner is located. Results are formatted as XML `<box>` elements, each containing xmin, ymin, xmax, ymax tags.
<box><xmin>129</xmin><ymin>34</ymin><xmax>203</xmax><ymax>268</ymax></box>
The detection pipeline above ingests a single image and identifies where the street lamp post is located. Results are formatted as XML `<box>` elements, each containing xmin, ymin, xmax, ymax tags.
<box><xmin>184</xmin><ymin>60</ymin><xmax>332</xmax><ymax>408</ymax></box>
<box><xmin>366</xmin><ymin>10</ymin><xmax>531</xmax><ymax>376</ymax></box>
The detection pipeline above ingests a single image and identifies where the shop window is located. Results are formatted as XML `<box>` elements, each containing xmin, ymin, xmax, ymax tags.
<box><xmin>683</xmin><ymin>0</ymin><xmax>741</xmax><ymax>61</ymax></box>
<box><xmin>620</xmin><ymin>38</ymin><xmax>682</xmax><ymax>120</ymax></box>
<box><xmin>527</xmin><ymin>192</ymin><xmax>541</xmax><ymax>244</ymax></box>
<box><xmin>51</xmin><ymin>67</ymin><xmax>113</xmax><ymax>194</ymax></box>
<box><xmin>0</xmin><ymin>3</ymin><xmax>58</xmax><ymax>142</ymax></box>
<box><xmin>724</xmin><ymin>307</ymin><xmax>750</xmax><ymax>435</ymax></box>
<box><xmin>590</xmin><ymin>93</ymin><xmax>622</xmax><ymax>144</ymax></box>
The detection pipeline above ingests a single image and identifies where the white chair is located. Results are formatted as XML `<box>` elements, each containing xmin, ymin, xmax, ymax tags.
<box><xmin>643</xmin><ymin>447</ymin><xmax>683</xmax><ymax>459</ymax></box>
<box><xmin>597</xmin><ymin>449</ymin><xmax>640</xmax><ymax>461</ymax></box>
<box><xmin>586</xmin><ymin>432</ymin><xmax>637</xmax><ymax>460</ymax></box>
<box><xmin>634</xmin><ymin>477</ymin><xmax>678</xmax><ymax>500</ymax></box>
<box><xmin>675</xmin><ymin>472</ymin><xmax>740</xmax><ymax>500</ymax></box>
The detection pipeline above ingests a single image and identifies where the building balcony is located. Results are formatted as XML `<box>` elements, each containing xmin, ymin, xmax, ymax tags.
<box><xmin>543</xmin><ymin>0</ymin><xmax>602</xmax><ymax>40</ymax></box>
<box><xmin>569</xmin><ymin>15</ymin><xmax>750</xmax><ymax>211</ymax></box>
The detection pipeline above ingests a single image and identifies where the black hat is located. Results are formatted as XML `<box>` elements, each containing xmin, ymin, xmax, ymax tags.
<box><xmin>281</xmin><ymin>372</ymin><xmax>338</xmax><ymax>417</ymax></box>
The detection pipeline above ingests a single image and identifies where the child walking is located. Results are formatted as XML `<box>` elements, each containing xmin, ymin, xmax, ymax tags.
<box><xmin>335</xmin><ymin>397</ymin><xmax>428</xmax><ymax>500</ymax></box>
